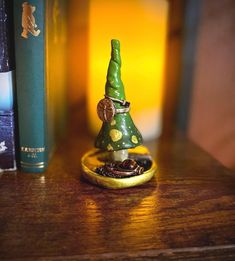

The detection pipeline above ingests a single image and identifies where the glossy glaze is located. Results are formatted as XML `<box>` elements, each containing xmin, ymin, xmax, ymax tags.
<box><xmin>95</xmin><ymin>40</ymin><xmax>142</xmax><ymax>151</ymax></box>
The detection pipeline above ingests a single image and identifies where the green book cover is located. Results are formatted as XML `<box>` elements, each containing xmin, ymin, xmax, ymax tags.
<box><xmin>14</xmin><ymin>0</ymin><xmax>67</xmax><ymax>172</ymax></box>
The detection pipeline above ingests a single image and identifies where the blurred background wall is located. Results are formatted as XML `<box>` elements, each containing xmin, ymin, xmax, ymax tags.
<box><xmin>67</xmin><ymin>0</ymin><xmax>235</xmax><ymax>171</ymax></box>
<box><xmin>187</xmin><ymin>0</ymin><xmax>235</xmax><ymax>170</ymax></box>
<box><xmin>176</xmin><ymin>0</ymin><xmax>235</xmax><ymax>170</ymax></box>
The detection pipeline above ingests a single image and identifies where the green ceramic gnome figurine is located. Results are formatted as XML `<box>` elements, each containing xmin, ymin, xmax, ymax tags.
<box><xmin>95</xmin><ymin>39</ymin><xmax>143</xmax><ymax>161</ymax></box>
<box><xmin>81</xmin><ymin>39</ymin><xmax>157</xmax><ymax>188</ymax></box>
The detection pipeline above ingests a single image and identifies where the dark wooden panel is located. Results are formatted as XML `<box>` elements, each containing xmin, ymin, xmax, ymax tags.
<box><xmin>162</xmin><ymin>0</ymin><xmax>185</xmax><ymax>137</ymax></box>
<box><xmin>177</xmin><ymin>0</ymin><xmax>202</xmax><ymax>132</ymax></box>
<box><xmin>0</xmin><ymin>108</ymin><xmax>235</xmax><ymax>260</ymax></box>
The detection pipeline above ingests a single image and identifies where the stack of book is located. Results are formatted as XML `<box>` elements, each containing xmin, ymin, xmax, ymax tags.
<box><xmin>0</xmin><ymin>0</ymin><xmax>67</xmax><ymax>173</ymax></box>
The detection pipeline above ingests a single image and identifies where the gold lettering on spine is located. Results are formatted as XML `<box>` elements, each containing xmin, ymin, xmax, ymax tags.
<box><xmin>21</xmin><ymin>147</ymin><xmax>45</xmax><ymax>159</ymax></box>
<box><xmin>21</xmin><ymin>147</ymin><xmax>45</xmax><ymax>153</ymax></box>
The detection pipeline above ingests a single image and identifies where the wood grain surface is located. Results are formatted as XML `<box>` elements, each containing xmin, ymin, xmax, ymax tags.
<box><xmin>0</xmin><ymin>109</ymin><xmax>235</xmax><ymax>260</ymax></box>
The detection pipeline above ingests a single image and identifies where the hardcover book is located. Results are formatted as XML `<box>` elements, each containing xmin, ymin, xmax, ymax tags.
<box><xmin>0</xmin><ymin>0</ymin><xmax>17</xmax><ymax>172</ymax></box>
<box><xmin>14</xmin><ymin>0</ymin><xmax>67</xmax><ymax>172</ymax></box>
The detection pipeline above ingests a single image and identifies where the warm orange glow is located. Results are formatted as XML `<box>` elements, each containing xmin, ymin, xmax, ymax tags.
<box><xmin>67</xmin><ymin>1</ymin><xmax>89</xmax><ymax>106</ymax></box>
<box><xmin>88</xmin><ymin>0</ymin><xmax>168</xmax><ymax>140</ymax></box>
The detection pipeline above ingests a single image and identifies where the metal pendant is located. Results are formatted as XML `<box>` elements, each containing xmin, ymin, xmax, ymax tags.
<box><xmin>97</xmin><ymin>98</ymin><xmax>116</xmax><ymax>122</ymax></box>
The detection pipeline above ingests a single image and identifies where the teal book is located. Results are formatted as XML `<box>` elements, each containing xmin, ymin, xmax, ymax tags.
<box><xmin>0</xmin><ymin>0</ymin><xmax>17</xmax><ymax>172</ymax></box>
<box><xmin>14</xmin><ymin>0</ymin><xmax>67</xmax><ymax>172</ymax></box>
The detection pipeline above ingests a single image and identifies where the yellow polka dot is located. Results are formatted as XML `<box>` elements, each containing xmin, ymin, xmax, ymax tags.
<box><xmin>110</xmin><ymin>119</ymin><xmax>116</xmax><ymax>126</ymax></box>
<box><xmin>131</xmin><ymin>135</ymin><xmax>138</xmax><ymax>144</ymax></box>
<box><xmin>109</xmin><ymin>129</ymin><xmax>122</xmax><ymax>142</ymax></box>
<box><xmin>107</xmin><ymin>144</ymin><xmax>113</xmax><ymax>151</ymax></box>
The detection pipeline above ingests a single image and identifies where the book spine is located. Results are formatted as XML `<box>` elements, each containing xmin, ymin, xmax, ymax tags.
<box><xmin>14</xmin><ymin>0</ymin><xmax>47</xmax><ymax>172</ymax></box>
<box><xmin>0</xmin><ymin>0</ymin><xmax>17</xmax><ymax>172</ymax></box>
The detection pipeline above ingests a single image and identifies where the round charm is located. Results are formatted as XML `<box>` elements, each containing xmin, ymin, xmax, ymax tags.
<box><xmin>97</xmin><ymin>98</ymin><xmax>116</xmax><ymax>122</ymax></box>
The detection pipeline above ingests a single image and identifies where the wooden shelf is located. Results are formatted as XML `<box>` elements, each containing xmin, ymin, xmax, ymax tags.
<box><xmin>0</xmin><ymin>113</ymin><xmax>235</xmax><ymax>260</ymax></box>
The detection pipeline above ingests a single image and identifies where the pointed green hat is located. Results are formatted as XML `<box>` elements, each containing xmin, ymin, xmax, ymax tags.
<box><xmin>95</xmin><ymin>39</ymin><xmax>143</xmax><ymax>152</ymax></box>
<box><xmin>105</xmin><ymin>39</ymin><xmax>125</xmax><ymax>101</ymax></box>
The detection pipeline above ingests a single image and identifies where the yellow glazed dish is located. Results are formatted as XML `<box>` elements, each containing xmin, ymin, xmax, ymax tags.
<box><xmin>81</xmin><ymin>146</ymin><xmax>157</xmax><ymax>189</ymax></box>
